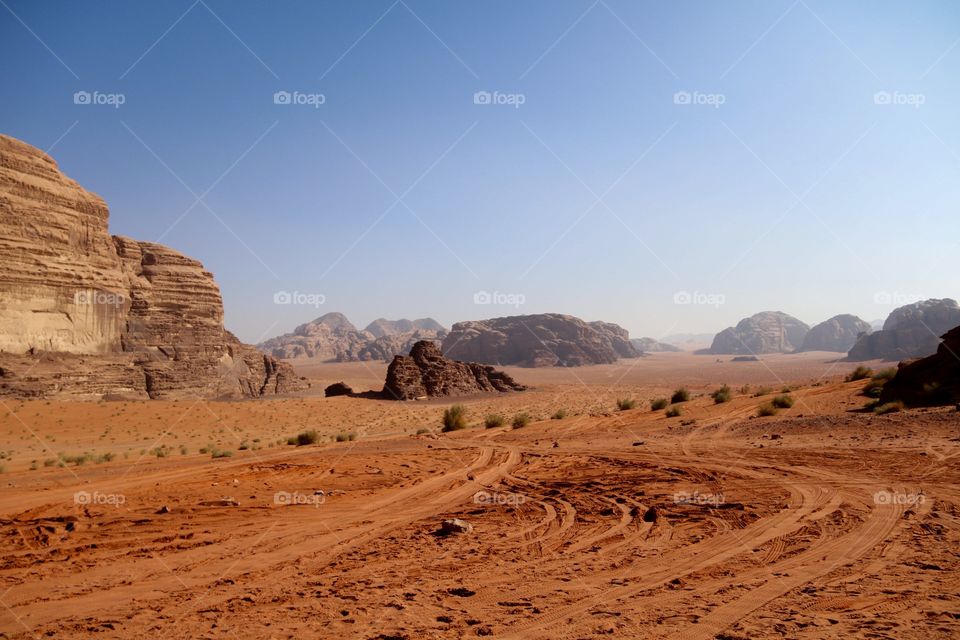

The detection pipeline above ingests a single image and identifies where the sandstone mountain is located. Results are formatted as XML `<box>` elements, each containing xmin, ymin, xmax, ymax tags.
<box><xmin>0</xmin><ymin>134</ymin><xmax>306</xmax><ymax>399</ymax></box>
<box><xmin>704</xmin><ymin>311</ymin><xmax>810</xmax><ymax>355</ymax></box>
<box><xmin>880</xmin><ymin>324</ymin><xmax>960</xmax><ymax>406</ymax></box>
<box><xmin>631</xmin><ymin>337</ymin><xmax>682</xmax><ymax>353</ymax></box>
<box><xmin>257</xmin><ymin>313</ymin><xmax>446</xmax><ymax>362</ymax></box>
<box><xmin>382</xmin><ymin>341</ymin><xmax>526</xmax><ymax>400</ymax></box>
<box><xmin>798</xmin><ymin>314</ymin><xmax>872</xmax><ymax>352</ymax></box>
<box><xmin>847</xmin><ymin>298</ymin><xmax>960</xmax><ymax>361</ymax></box>
<box><xmin>441</xmin><ymin>314</ymin><xmax>640</xmax><ymax>367</ymax></box>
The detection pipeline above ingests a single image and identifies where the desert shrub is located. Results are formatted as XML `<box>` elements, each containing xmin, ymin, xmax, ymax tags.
<box><xmin>757</xmin><ymin>402</ymin><xmax>778</xmax><ymax>417</ymax></box>
<box><xmin>781</xmin><ymin>385</ymin><xmax>793</xmax><ymax>393</ymax></box>
<box><xmin>484</xmin><ymin>414</ymin><xmax>506</xmax><ymax>429</ymax></box>
<box><xmin>772</xmin><ymin>394</ymin><xmax>794</xmax><ymax>409</ymax></box>
<box><xmin>291</xmin><ymin>430</ymin><xmax>319</xmax><ymax>446</ymax></box>
<box><xmin>671</xmin><ymin>388</ymin><xmax>690</xmax><ymax>403</ymax></box>
<box><xmin>711</xmin><ymin>384</ymin><xmax>733</xmax><ymax>404</ymax></box>
<box><xmin>665</xmin><ymin>405</ymin><xmax>682</xmax><ymax>418</ymax></box>
<box><xmin>335</xmin><ymin>432</ymin><xmax>357</xmax><ymax>442</ymax></box>
<box><xmin>551</xmin><ymin>409</ymin><xmax>568</xmax><ymax>420</ymax></box>
<box><xmin>43</xmin><ymin>458</ymin><xmax>57</xmax><ymax>467</ymax></box>
<box><xmin>739</xmin><ymin>384</ymin><xmax>751</xmax><ymax>395</ymax></box>
<box><xmin>874</xmin><ymin>401</ymin><xmax>904</xmax><ymax>415</ymax></box>
<box><xmin>650</xmin><ymin>398</ymin><xmax>669</xmax><ymax>411</ymax></box>
<box><xmin>616</xmin><ymin>398</ymin><xmax>637</xmax><ymax>411</ymax></box>
<box><xmin>442</xmin><ymin>405</ymin><xmax>468</xmax><ymax>432</ymax></box>
<box><xmin>239</xmin><ymin>441</ymin><xmax>250</xmax><ymax>450</ymax></box>
<box><xmin>211</xmin><ymin>448</ymin><xmax>233</xmax><ymax>459</ymax></box>
<box><xmin>416</xmin><ymin>427</ymin><xmax>431</xmax><ymax>435</ymax></box>
<box><xmin>873</xmin><ymin>368</ymin><xmax>897</xmax><ymax>381</ymax></box>
<box><xmin>752</xmin><ymin>386</ymin><xmax>773</xmax><ymax>397</ymax></box>
<box><xmin>179</xmin><ymin>445</ymin><xmax>189</xmax><ymax>455</ymax></box>
<box><xmin>512</xmin><ymin>413</ymin><xmax>532</xmax><ymax>428</ymax></box>
<box><xmin>845</xmin><ymin>366</ymin><xmax>873</xmax><ymax>382</ymax></box>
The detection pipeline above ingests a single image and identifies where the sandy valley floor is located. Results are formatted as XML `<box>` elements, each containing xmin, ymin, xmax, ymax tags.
<box><xmin>0</xmin><ymin>352</ymin><xmax>958</xmax><ymax>638</ymax></box>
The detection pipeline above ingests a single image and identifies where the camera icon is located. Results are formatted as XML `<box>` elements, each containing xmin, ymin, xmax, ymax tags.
<box><xmin>873</xmin><ymin>91</ymin><xmax>891</xmax><ymax>105</ymax></box>
<box><xmin>74</xmin><ymin>491</ymin><xmax>91</xmax><ymax>505</ymax></box>
<box><xmin>273</xmin><ymin>491</ymin><xmax>291</xmax><ymax>505</ymax></box>
<box><xmin>873</xmin><ymin>490</ymin><xmax>892</xmax><ymax>505</ymax></box>
<box><xmin>473</xmin><ymin>290</ymin><xmax>491</xmax><ymax>305</ymax></box>
<box><xmin>673</xmin><ymin>91</ymin><xmax>691</xmax><ymax>105</ymax></box>
<box><xmin>74</xmin><ymin>291</ymin><xmax>91</xmax><ymax>304</ymax></box>
<box><xmin>273</xmin><ymin>91</ymin><xmax>291</xmax><ymax>105</ymax></box>
<box><xmin>473</xmin><ymin>91</ymin><xmax>492</xmax><ymax>105</ymax></box>
<box><xmin>673</xmin><ymin>290</ymin><xmax>692</xmax><ymax>305</ymax></box>
<box><xmin>273</xmin><ymin>291</ymin><xmax>292</xmax><ymax>305</ymax></box>
<box><xmin>873</xmin><ymin>291</ymin><xmax>892</xmax><ymax>305</ymax></box>
<box><xmin>73</xmin><ymin>91</ymin><xmax>91</xmax><ymax>105</ymax></box>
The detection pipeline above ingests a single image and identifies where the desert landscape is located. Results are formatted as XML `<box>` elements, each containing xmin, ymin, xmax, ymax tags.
<box><xmin>3</xmin><ymin>1</ymin><xmax>960</xmax><ymax>638</ymax></box>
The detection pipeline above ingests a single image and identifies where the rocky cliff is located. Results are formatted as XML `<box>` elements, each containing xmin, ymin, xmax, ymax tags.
<box><xmin>880</xmin><ymin>325</ymin><xmax>960</xmax><ymax>406</ymax></box>
<box><xmin>382</xmin><ymin>341</ymin><xmax>526</xmax><ymax>400</ymax></box>
<box><xmin>364</xmin><ymin>317</ymin><xmax>445</xmax><ymax>338</ymax></box>
<box><xmin>0</xmin><ymin>134</ymin><xmax>306</xmax><ymax>399</ymax></box>
<box><xmin>441</xmin><ymin>314</ymin><xmax>640</xmax><ymax>367</ymax></box>
<box><xmin>847</xmin><ymin>299</ymin><xmax>960</xmax><ymax>361</ymax></box>
<box><xmin>798</xmin><ymin>314</ymin><xmax>872</xmax><ymax>352</ymax></box>
<box><xmin>704</xmin><ymin>311</ymin><xmax>810</xmax><ymax>355</ymax></box>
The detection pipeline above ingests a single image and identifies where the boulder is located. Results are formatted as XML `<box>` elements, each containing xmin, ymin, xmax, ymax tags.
<box><xmin>798</xmin><ymin>314</ymin><xmax>872</xmax><ymax>352</ymax></box>
<box><xmin>703</xmin><ymin>312</ymin><xmax>809</xmax><ymax>355</ymax></box>
<box><xmin>324</xmin><ymin>382</ymin><xmax>353</xmax><ymax>397</ymax></box>
<box><xmin>847</xmin><ymin>299</ymin><xmax>960</xmax><ymax>361</ymax></box>
<box><xmin>383</xmin><ymin>341</ymin><xmax>526</xmax><ymax>400</ymax></box>
<box><xmin>441</xmin><ymin>314</ymin><xmax>639</xmax><ymax>367</ymax></box>
<box><xmin>0</xmin><ymin>134</ymin><xmax>307</xmax><ymax>400</ymax></box>
<box><xmin>880</xmin><ymin>325</ymin><xmax>960</xmax><ymax>406</ymax></box>
<box><xmin>440</xmin><ymin>518</ymin><xmax>473</xmax><ymax>534</ymax></box>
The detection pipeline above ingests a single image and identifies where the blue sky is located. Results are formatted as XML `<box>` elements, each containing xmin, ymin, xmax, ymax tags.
<box><xmin>2</xmin><ymin>0</ymin><xmax>958</xmax><ymax>343</ymax></box>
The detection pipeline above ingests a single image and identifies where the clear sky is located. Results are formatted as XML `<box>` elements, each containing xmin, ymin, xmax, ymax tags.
<box><xmin>2</xmin><ymin>0</ymin><xmax>958</xmax><ymax>343</ymax></box>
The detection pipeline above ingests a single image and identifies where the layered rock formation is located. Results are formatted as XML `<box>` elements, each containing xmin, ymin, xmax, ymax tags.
<box><xmin>847</xmin><ymin>299</ymin><xmax>960</xmax><ymax>361</ymax></box>
<box><xmin>0</xmin><ymin>134</ymin><xmax>306</xmax><ymax>399</ymax></box>
<box><xmin>880</xmin><ymin>325</ymin><xmax>960</xmax><ymax>406</ymax></box>
<box><xmin>441</xmin><ymin>314</ymin><xmax>640</xmax><ymax>367</ymax></box>
<box><xmin>704</xmin><ymin>312</ymin><xmax>810</xmax><ymax>355</ymax></box>
<box><xmin>382</xmin><ymin>341</ymin><xmax>526</xmax><ymax>400</ymax></box>
<box><xmin>258</xmin><ymin>313</ymin><xmax>446</xmax><ymax>362</ymax></box>
<box><xmin>631</xmin><ymin>337</ymin><xmax>682</xmax><ymax>353</ymax></box>
<box><xmin>798</xmin><ymin>314</ymin><xmax>872</xmax><ymax>352</ymax></box>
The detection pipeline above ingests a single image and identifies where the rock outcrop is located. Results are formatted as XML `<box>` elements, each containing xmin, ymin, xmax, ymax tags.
<box><xmin>382</xmin><ymin>341</ymin><xmax>526</xmax><ymax>400</ymax></box>
<box><xmin>847</xmin><ymin>299</ymin><xmax>960</xmax><ymax>361</ymax></box>
<box><xmin>258</xmin><ymin>314</ymin><xmax>446</xmax><ymax>362</ymax></box>
<box><xmin>441</xmin><ymin>314</ymin><xmax>639</xmax><ymax>367</ymax></box>
<box><xmin>703</xmin><ymin>312</ymin><xmax>810</xmax><ymax>355</ymax></box>
<box><xmin>0</xmin><ymin>134</ymin><xmax>307</xmax><ymax>399</ymax></box>
<box><xmin>631</xmin><ymin>337</ymin><xmax>682</xmax><ymax>353</ymax></box>
<box><xmin>798</xmin><ymin>314</ymin><xmax>872</xmax><ymax>352</ymax></box>
<box><xmin>880</xmin><ymin>325</ymin><xmax>960</xmax><ymax>406</ymax></box>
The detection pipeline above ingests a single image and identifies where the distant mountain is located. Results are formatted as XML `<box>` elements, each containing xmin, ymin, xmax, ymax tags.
<box><xmin>798</xmin><ymin>314</ymin><xmax>872</xmax><ymax>352</ymax></box>
<box><xmin>703</xmin><ymin>312</ymin><xmax>810</xmax><ymax>355</ymax></box>
<box><xmin>660</xmin><ymin>333</ymin><xmax>715</xmax><ymax>350</ymax></box>
<box><xmin>258</xmin><ymin>313</ymin><xmax>445</xmax><ymax>362</ymax></box>
<box><xmin>847</xmin><ymin>299</ymin><xmax>960</xmax><ymax>361</ymax></box>
<box><xmin>631</xmin><ymin>337</ymin><xmax>681</xmax><ymax>353</ymax></box>
<box><xmin>869</xmin><ymin>319</ymin><xmax>885</xmax><ymax>331</ymax></box>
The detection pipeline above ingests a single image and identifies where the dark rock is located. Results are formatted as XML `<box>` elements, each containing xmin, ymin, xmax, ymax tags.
<box><xmin>848</xmin><ymin>299</ymin><xmax>960</xmax><ymax>361</ymax></box>
<box><xmin>440</xmin><ymin>519</ymin><xmax>473</xmax><ymax>535</ymax></box>
<box><xmin>880</xmin><ymin>324</ymin><xmax>960</xmax><ymax>406</ymax></box>
<box><xmin>383</xmin><ymin>341</ymin><xmax>525</xmax><ymax>400</ymax></box>
<box><xmin>324</xmin><ymin>382</ymin><xmax>353</xmax><ymax>397</ymax></box>
<box><xmin>703</xmin><ymin>311</ymin><xmax>809</xmax><ymax>355</ymax></box>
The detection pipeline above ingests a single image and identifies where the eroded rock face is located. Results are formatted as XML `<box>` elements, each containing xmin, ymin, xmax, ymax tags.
<box><xmin>880</xmin><ymin>325</ymin><xmax>960</xmax><ymax>406</ymax></box>
<box><xmin>798</xmin><ymin>314</ymin><xmax>872</xmax><ymax>352</ymax></box>
<box><xmin>847</xmin><ymin>299</ymin><xmax>960</xmax><ymax>361</ymax></box>
<box><xmin>364</xmin><ymin>317</ymin><xmax>444</xmax><ymax>338</ymax></box>
<box><xmin>382</xmin><ymin>341</ymin><xmax>526</xmax><ymax>400</ymax></box>
<box><xmin>441</xmin><ymin>314</ymin><xmax>639</xmax><ymax>367</ymax></box>
<box><xmin>704</xmin><ymin>312</ymin><xmax>810</xmax><ymax>355</ymax></box>
<box><xmin>0</xmin><ymin>134</ymin><xmax>307</xmax><ymax>399</ymax></box>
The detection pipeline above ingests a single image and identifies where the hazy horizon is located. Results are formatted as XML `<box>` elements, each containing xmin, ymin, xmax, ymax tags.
<box><xmin>3</xmin><ymin>0</ymin><xmax>958</xmax><ymax>344</ymax></box>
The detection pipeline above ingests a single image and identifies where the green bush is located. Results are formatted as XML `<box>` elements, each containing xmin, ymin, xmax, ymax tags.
<box><xmin>752</xmin><ymin>386</ymin><xmax>773</xmax><ymax>397</ymax></box>
<box><xmin>665</xmin><ymin>405</ymin><xmax>682</xmax><ymax>418</ymax></box>
<box><xmin>616</xmin><ymin>398</ymin><xmax>637</xmax><ymax>411</ymax></box>
<box><xmin>290</xmin><ymin>430</ymin><xmax>319</xmax><ymax>446</ymax></box>
<box><xmin>772</xmin><ymin>394</ymin><xmax>794</xmax><ymax>409</ymax></box>
<box><xmin>874</xmin><ymin>401</ymin><xmax>904</xmax><ymax>415</ymax></box>
<box><xmin>442</xmin><ymin>405</ymin><xmax>468</xmax><ymax>432</ymax></box>
<box><xmin>757</xmin><ymin>402</ymin><xmax>778</xmax><ymax>417</ymax></box>
<box><xmin>862</xmin><ymin>368</ymin><xmax>898</xmax><ymax>398</ymax></box>
<box><xmin>845</xmin><ymin>366</ymin><xmax>873</xmax><ymax>382</ymax></box>
<box><xmin>335</xmin><ymin>432</ymin><xmax>357</xmax><ymax>442</ymax></box>
<box><xmin>484</xmin><ymin>414</ymin><xmax>506</xmax><ymax>429</ymax></box>
<box><xmin>650</xmin><ymin>398</ymin><xmax>669</xmax><ymax>411</ymax></box>
<box><xmin>551</xmin><ymin>409</ymin><xmax>568</xmax><ymax>420</ymax></box>
<box><xmin>671</xmin><ymin>388</ymin><xmax>690</xmax><ymax>403</ymax></box>
<box><xmin>711</xmin><ymin>384</ymin><xmax>733</xmax><ymax>404</ymax></box>
<box><xmin>512</xmin><ymin>413</ymin><xmax>532</xmax><ymax>428</ymax></box>
<box><xmin>209</xmin><ymin>447</ymin><xmax>233</xmax><ymax>459</ymax></box>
